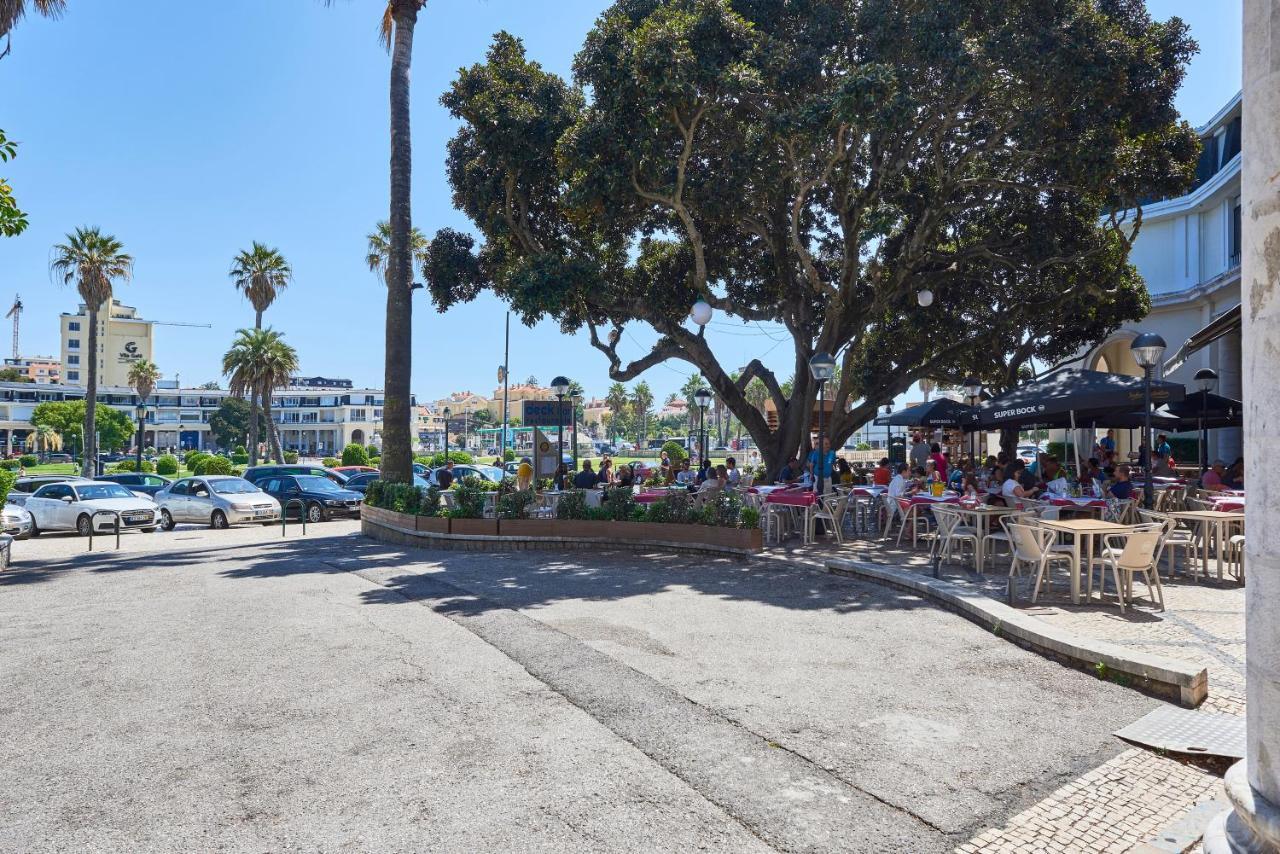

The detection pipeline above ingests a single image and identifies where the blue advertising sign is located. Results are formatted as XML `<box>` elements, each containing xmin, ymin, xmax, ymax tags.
<box><xmin>522</xmin><ymin>399</ymin><xmax>573</xmax><ymax>428</ymax></box>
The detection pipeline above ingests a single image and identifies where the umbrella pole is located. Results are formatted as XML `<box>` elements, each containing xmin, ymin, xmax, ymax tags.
<box><xmin>1070</xmin><ymin>410</ymin><xmax>1080</xmax><ymax>477</ymax></box>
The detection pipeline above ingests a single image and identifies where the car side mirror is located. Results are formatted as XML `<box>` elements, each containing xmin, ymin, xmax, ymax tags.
<box><xmin>61</xmin><ymin>496</ymin><xmax>74</xmax><ymax>503</ymax></box>
<box><xmin>195</xmin><ymin>490</ymin><xmax>209</xmax><ymax>498</ymax></box>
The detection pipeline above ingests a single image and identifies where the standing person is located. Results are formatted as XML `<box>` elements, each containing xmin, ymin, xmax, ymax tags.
<box><xmin>929</xmin><ymin>443</ymin><xmax>948</xmax><ymax>479</ymax></box>
<box><xmin>807</xmin><ymin>437</ymin><xmax>836</xmax><ymax>490</ymax></box>
<box><xmin>909</xmin><ymin>432</ymin><xmax>931</xmax><ymax>470</ymax></box>
<box><xmin>1099</xmin><ymin>429</ymin><xmax>1117</xmax><ymax>459</ymax></box>
<box><xmin>1155</xmin><ymin>434</ymin><xmax>1172</xmax><ymax>460</ymax></box>
<box><xmin>552</xmin><ymin>462</ymin><xmax>568</xmax><ymax>491</ymax></box>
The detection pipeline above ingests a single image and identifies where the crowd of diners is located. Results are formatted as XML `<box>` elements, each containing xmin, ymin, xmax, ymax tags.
<box><xmin>542</xmin><ymin>450</ymin><xmax>746</xmax><ymax>495</ymax></box>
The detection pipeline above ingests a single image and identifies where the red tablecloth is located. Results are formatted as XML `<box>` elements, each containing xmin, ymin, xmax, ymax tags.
<box><xmin>1048</xmin><ymin>497</ymin><xmax>1107</xmax><ymax>508</ymax></box>
<box><xmin>1212</xmin><ymin>497</ymin><xmax>1245</xmax><ymax>512</ymax></box>
<box><xmin>898</xmin><ymin>494</ymin><xmax>960</xmax><ymax>509</ymax></box>
<box><xmin>766</xmin><ymin>490</ymin><xmax>817</xmax><ymax>507</ymax></box>
<box><xmin>635</xmin><ymin>490</ymin><xmax>675</xmax><ymax>504</ymax></box>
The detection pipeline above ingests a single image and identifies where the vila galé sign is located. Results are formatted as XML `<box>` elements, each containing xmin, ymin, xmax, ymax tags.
<box><xmin>117</xmin><ymin>341</ymin><xmax>143</xmax><ymax>364</ymax></box>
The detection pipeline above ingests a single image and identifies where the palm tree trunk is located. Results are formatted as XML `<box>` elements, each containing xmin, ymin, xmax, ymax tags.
<box><xmin>261</xmin><ymin>382</ymin><xmax>282</xmax><ymax>463</ymax></box>
<box><xmin>381</xmin><ymin>0</ymin><xmax>420</xmax><ymax>485</ymax></box>
<box><xmin>247</xmin><ymin>392</ymin><xmax>260</xmax><ymax>466</ymax></box>
<box><xmin>81</xmin><ymin>306</ymin><xmax>99</xmax><ymax>476</ymax></box>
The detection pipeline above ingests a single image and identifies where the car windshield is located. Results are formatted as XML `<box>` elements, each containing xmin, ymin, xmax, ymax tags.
<box><xmin>295</xmin><ymin>475</ymin><xmax>341</xmax><ymax>492</ymax></box>
<box><xmin>473</xmin><ymin>466</ymin><xmax>505</xmax><ymax>481</ymax></box>
<box><xmin>211</xmin><ymin>478</ymin><xmax>259</xmax><ymax>495</ymax></box>
<box><xmin>75</xmin><ymin>484</ymin><xmax>135</xmax><ymax>501</ymax></box>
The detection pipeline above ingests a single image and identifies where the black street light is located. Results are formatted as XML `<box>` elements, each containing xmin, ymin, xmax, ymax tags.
<box><xmin>962</xmin><ymin>376</ymin><xmax>982</xmax><ymax>465</ymax></box>
<box><xmin>694</xmin><ymin>387</ymin><xmax>712</xmax><ymax>463</ymax></box>
<box><xmin>808</xmin><ymin>352</ymin><xmax>838</xmax><ymax>497</ymax></box>
<box><xmin>1194</xmin><ymin>367</ymin><xmax>1219</xmax><ymax>473</ymax></box>
<box><xmin>883</xmin><ymin>403</ymin><xmax>893</xmax><ymax>460</ymax></box>
<box><xmin>551</xmin><ymin>376</ymin><xmax>571</xmax><ymax>476</ymax></box>
<box><xmin>443</xmin><ymin>406</ymin><xmax>451</xmax><ymax>463</ymax></box>
<box><xmin>134</xmin><ymin>403</ymin><xmax>148</xmax><ymax>472</ymax></box>
<box><xmin>1130</xmin><ymin>332</ymin><xmax>1167</xmax><ymax>509</ymax></box>
<box><xmin>571</xmin><ymin>394</ymin><xmax>580</xmax><ymax>469</ymax></box>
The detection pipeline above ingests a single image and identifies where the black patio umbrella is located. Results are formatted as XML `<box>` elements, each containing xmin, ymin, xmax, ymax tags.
<box><xmin>977</xmin><ymin>369</ymin><xmax>1186</xmax><ymax>429</ymax></box>
<box><xmin>1161</xmin><ymin>390</ymin><xmax>1243</xmax><ymax>430</ymax></box>
<box><xmin>1020</xmin><ymin>408</ymin><xmax>1183</xmax><ymax>432</ymax></box>
<box><xmin>873</xmin><ymin>397</ymin><xmax>979</xmax><ymax>429</ymax></box>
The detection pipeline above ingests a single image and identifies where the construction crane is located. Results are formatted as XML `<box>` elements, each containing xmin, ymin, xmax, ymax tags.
<box><xmin>5</xmin><ymin>294</ymin><xmax>21</xmax><ymax>360</ymax></box>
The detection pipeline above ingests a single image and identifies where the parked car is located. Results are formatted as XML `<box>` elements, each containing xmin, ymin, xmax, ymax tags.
<box><xmin>331</xmin><ymin>465</ymin><xmax>379</xmax><ymax>478</ymax></box>
<box><xmin>2</xmin><ymin>503</ymin><xmax>33</xmax><ymax>538</ymax></box>
<box><xmin>1016</xmin><ymin>444</ymin><xmax>1044</xmax><ymax>464</ymax></box>
<box><xmin>25</xmin><ymin>481</ymin><xmax>159</xmax><ymax>536</ymax></box>
<box><xmin>7</xmin><ymin>475</ymin><xmax>92</xmax><ymax>507</ymax></box>
<box><xmin>425</xmin><ymin>464</ymin><xmax>506</xmax><ymax>487</ymax></box>
<box><xmin>154</xmin><ymin>476</ymin><xmax>280</xmax><ymax>530</ymax></box>
<box><xmin>253</xmin><ymin>474</ymin><xmax>363</xmax><ymax>523</ymax></box>
<box><xmin>242</xmin><ymin>464</ymin><xmax>349</xmax><ymax>487</ymax></box>
<box><xmin>412</xmin><ymin>462</ymin><xmax>430</xmax><ymax>477</ymax></box>
<box><xmin>341</xmin><ymin>472</ymin><xmax>431</xmax><ymax>495</ymax></box>
<box><xmin>99</xmin><ymin>473</ymin><xmax>173</xmax><ymax>498</ymax></box>
<box><xmin>41</xmin><ymin>453</ymin><xmax>72</xmax><ymax>464</ymax></box>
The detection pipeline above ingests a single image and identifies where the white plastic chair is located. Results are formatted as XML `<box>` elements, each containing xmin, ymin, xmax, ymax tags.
<box><xmin>1086</xmin><ymin>527</ymin><xmax>1165</xmax><ymax>613</ymax></box>
<box><xmin>1007</xmin><ymin>522</ymin><xmax>1077</xmax><ymax>605</ymax></box>
<box><xmin>810</xmin><ymin>492</ymin><xmax>849</xmax><ymax>544</ymax></box>
<box><xmin>1137</xmin><ymin>510</ymin><xmax>1194</xmax><ymax>578</ymax></box>
<box><xmin>930</xmin><ymin>505</ymin><xmax>977</xmax><ymax>567</ymax></box>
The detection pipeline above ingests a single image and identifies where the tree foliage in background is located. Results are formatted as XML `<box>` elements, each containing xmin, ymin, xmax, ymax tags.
<box><xmin>208</xmin><ymin>396</ymin><xmax>266</xmax><ymax>451</ymax></box>
<box><xmin>425</xmin><ymin>0</ymin><xmax>1199</xmax><ymax>476</ymax></box>
<box><xmin>0</xmin><ymin>130</ymin><xmax>28</xmax><ymax>236</ymax></box>
<box><xmin>31</xmin><ymin>400</ymin><xmax>134</xmax><ymax>451</ymax></box>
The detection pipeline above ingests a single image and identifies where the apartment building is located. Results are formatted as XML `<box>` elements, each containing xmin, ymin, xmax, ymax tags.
<box><xmin>60</xmin><ymin>299</ymin><xmax>155</xmax><ymax>389</ymax></box>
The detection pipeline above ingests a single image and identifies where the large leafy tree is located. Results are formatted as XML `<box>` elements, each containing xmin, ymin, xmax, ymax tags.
<box><xmin>31</xmin><ymin>400</ymin><xmax>134</xmax><ymax>453</ymax></box>
<box><xmin>208</xmin><ymin>396</ymin><xmax>267</xmax><ymax>451</ymax></box>
<box><xmin>425</xmin><ymin>1</ymin><xmax>1199</xmax><ymax>477</ymax></box>
<box><xmin>49</xmin><ymin>227</ymin><xmax>133</xmax><ymax>476</ymax></box>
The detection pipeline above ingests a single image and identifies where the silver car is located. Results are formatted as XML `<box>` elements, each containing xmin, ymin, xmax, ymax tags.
<box><xmin>2</xmin><ymin>503</ymin><xmax>33</xmax><ymax>538</ymax></box>
<box><xmin>154</xmin><ymin>475</ymin><xmax>281</xmax><ymax>530</ymax></box>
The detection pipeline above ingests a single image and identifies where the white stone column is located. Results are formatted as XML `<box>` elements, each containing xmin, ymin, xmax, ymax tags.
<box><xmin>1206</xmin><ymin>0</ymin><xmax>1280</xmax><ymax>848</ymax></box>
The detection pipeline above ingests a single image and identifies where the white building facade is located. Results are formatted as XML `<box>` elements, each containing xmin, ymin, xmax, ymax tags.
<box><xmin>1085</xmin><ymin>92</ymin><xmax>1242</xmax><ymax>464</ymax></box>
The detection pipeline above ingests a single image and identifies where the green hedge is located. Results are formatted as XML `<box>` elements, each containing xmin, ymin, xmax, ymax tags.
<box><xmin>199</xmin><ymin>456</ymin><xmax>234</xmax><ymax>476</ymax></box>
<box><xmin>111</xmin><ymin>460</ymin><xmax>155</xmax><ymax>473</ymax></box>
<box><xmin>155</xmin><ymin>455</ymin><xmax>179</xmax><ymax>475</ymax></box>
<box><xmin>0</xmin><ymin>468</ymin><xmax>15</xmax><ymax>504</ymax></box>
<box><xmin>18</xmin><ymin>454</ymin><xmax>38</xmax><ymax>467</ymax></box>
<box><xmin>416</xmin><ymin>451</ymin><xmax>473</xmax><ymax>467</ymax></box>
<box><xmin>0</xmin><ymin>459</ymin><xmax>19</xmax><ymax>471</ymax></box>
<box><xmin>341</xmin><ymin>443</ymin><xmax>370</xmax><ymax>466</ymax></box>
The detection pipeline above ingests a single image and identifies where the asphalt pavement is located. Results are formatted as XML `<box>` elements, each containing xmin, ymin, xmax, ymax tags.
<box><xmin>0</xmin><ymin>522</ymin><xmax>1156</xmax><ymax>852</ymax></box>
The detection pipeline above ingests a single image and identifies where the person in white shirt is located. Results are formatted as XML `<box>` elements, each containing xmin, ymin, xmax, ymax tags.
<box><xmin>724</xmin><ymin>457</ymin><xmax>741</xmax><ymax>487</ymax></box>
<box><xmin>1001</xmin><ymin>460</ymin><xmax>1038</xmax><ymax>502</ymax></box>
<box><xmin>675</xmin><ymin>459</ymin><xmax>696</xmax><ymax>486</ymax></box>
<box><xmin>887</xmin><ymin>463</ymin><xmax>912</xmax><ymax>499</ymax></box>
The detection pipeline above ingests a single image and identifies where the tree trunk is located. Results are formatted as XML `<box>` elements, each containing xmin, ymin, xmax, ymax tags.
<box><xmin>81</xmin><ymin>306</ymin><xmax>99</xmax><ymax>477</ymax></box>
<box><xmin>247</xmin><ymin>392</ymin><xmax>260</xmax><ymax>466</ymax></box>
<box><xmin>261</xmin><ymin>382</ymin><xmax>281</xmax><ymax>463</ymax></box>
<box><xmin>999</xmin><ymin>427</ymin><xmax>1018</xmax><ymax>462</ymax></box>
<box><xmin>380</xmin><ymin>0</ymin><xmax>419</xmax><ymax>485</ymax></box>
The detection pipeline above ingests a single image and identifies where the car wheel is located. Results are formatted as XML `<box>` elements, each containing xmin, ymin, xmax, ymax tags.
<box><xmin>28</xmin><ymin>519</ymin><xmax>40</xmax><ymax>538</ymax></box>
<box><xmin>160</xmin><ymin>509</ymin><xmax>175</xmax><ymax>531</ymax></box>
<box><xmin>306</xmin><ymin>502</ymin><xmax>325</xmax><ymax>524</ymax></box>
<box><xmin>210</xmin><ymin>510</ymin><xmax>229</xmax><ymax>530</ymax></box>
<box><xmin>76</xmin><ymin>514</ymin><xmax>92</xmax><ymax>537</ymax></box>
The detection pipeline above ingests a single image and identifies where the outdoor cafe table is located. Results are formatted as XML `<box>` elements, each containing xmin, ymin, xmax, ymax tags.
<box><xmin>635</xmin><ymin>487</ymin><xmax>685</xmax><ymax>504</ymax></box>
<box><xmin>1046</xmin><ymin>496</ymin><xmax>1108</xmax><ymax>517</ymax></box>
<box><xmin>1037</xmin><ymin>518</ymin><xmax>1137</xmax><ymax>604</ymax></box>
<box><xmin>763</xmin><ymin>488</ymin><xmax>818</xmax><ymax>544</ymax></box>
<box><xmin>1168</xmin><ymin>509</ymin><xmax>1245</xmax><ymax>580</ymax></box>
<box><xmin>950</xmin><ymin>503</ymin><xmax>1015</xmax><ymax>572</ymax></box>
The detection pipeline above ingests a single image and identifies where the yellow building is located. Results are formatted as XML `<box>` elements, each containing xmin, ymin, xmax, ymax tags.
<box><xmin>60</xmin><ymin>299</ymin><xmax>154</xmax><ymax>389</ymax></box>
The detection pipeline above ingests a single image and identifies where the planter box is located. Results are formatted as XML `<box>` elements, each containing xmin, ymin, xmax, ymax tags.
<box><xmin>450</xmin><ymin>518</ymin><xmax>499</xmax><ymax>536</ymax></box>
<box><xmin>496</xmin><ymin>518</ymin><xmax>761</xmax><ymax>552</ymax></box>
<box><xmin>416</xmin><ymin>515</ymin><xmax>450</xmax><ymax>534</ymax></box>
<box><xmin>361</xmin><ymin>504</ymin><xmax>415</xmax><ymax>532</ymax></box>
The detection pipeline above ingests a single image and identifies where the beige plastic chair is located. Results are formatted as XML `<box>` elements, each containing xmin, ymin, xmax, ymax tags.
<box><xmin>1226</xmin><ymin>533</ymin><xmax>1246</xmax><ymax>582</ymax></box>
<box><xmin>1007</xmin><ymin>522</ymin><xmax>1077</xmax><ymax>605</ymax></box>
<box><xmin>929</xmin><ymin>505</ymin><xmax>977</xmax><ymax>567</ymax></box>
<box><xmin>1086</xmin><ymin>526</ymin><xmax>1165</xmax><ymax>613</ymax></box>
<box><xmin>810</xmin><ymin>492</ymin><xmax>849</xmax><ymax>544</ymax></box>
<box><xmin>980</xmin><ymin>511</ymin><xmax>1035</xmax><ymax>574</ymax></box>
<box><xmin>1137</xmin><ymin>510</ymin><xmax>1195</xmax><ymax>578</ymax></box>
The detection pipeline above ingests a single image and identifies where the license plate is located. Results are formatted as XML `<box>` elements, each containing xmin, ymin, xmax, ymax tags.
<box><xmin>254</xmin><ymin>509</ymin><xmax>270</xmax><ymax>517</ymax></box>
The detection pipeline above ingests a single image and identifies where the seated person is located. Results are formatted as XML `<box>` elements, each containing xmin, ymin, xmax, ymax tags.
<box><xmin>778</xmin><ymin>456</ymin><xmax>801</xmax><ymax>485</ymax></box>
<box><xmin>1227</xmin><ymin>458</ymin><xmax>1245</xmax><ymax>490</ymax></box>
<box><xmin>1039</xmin><ymin>455</ymin><xmax>1066</xmax><ymax>491</ymax></box>
<box><xmin>699</xmin><ymin>466</ymin><xmax>725</xmax><ymax>493</ymax></box>
<box><xmin>872</xmin><ymin>457</ymin><xmax>892</xmax><ymax>486</ymax></box>
<box><xmin>675</xmin><ymin>459</ymin><xmax>697</xmax><ymax>486</ymax></box>
<box><xmin>833</xmin><ymin>457</ymin><xmax>854</xmax><ymax>485</ymax></box>
<box><xmin>1201</xmin><ymin>460</ymin><xmax>1229</xmax><ymax>492</ymax></box>
<box><xmin>1108</xmin><ymin>464</ymin><xmax>1139</xmax><ymax>501</ymax></box>
<box><xmin>724</xmin><ymin>457</ymin><xmax>743</xmax><ymax>487</ymax></box>
<box><xmin>615</xmin><ymin>464</ymin><xmax>634</xmax><ymax>488</ymax></box>
<box><xmin>887</xmin><ymin>463</ymin><xmax>914</xmax><ymax>499</ymax></box>
<box><xmin>572</xmin><ymin>460</ymin><xmax>600</xmax><ymax>489</ymax></box>
<box><xmin>1002</xmin><ymin>460</ymin><xmax>1040</xmax><ymax>502</ymax></box>
<box><xmin>947</xmin><ymin>462</ymin><xmax>969</xmax><ymax>492</ymax></box>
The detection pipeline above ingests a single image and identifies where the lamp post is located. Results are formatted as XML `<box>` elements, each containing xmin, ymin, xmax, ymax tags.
<box><xmin>551</xmin><ymin>376</ymin><xmax>570</xmax><ymax>475</ymax></box>
<box><xmin>1130</xmin><ymin>332</ymin><xmax>1167</xmax><ymax>509</ymax></box>
<box><xmin>1193</xmin><ymin>367</ymin><xmax>1218</xmax><ymax>473</ymax></box>
<box><xmin>443</xmin><ymin>406</ymin><xmax>451</xmax><ymax>462</ymax></box>
<box><xmin>808</xmin><ymin>352</ymin><xmax>837</xmax><ymax>496</ymax></box>
<box><xmin>962</xmin><ymin>376</ymin><xmax>982</xmax><ymax>465</ymax></box>
<box><xmin>883</xmin><ymin>403</ymin><xmax>893</xmax><ymax>460</ymax></box>
<box><xmin>694</xmin><ymin>388</ymin><xmax>712</xmax><ymax>463</ymax></box>
<box><xmin>134</xmin><ymin>403</ymin><xmax>147</xmax><ymax>472</ymax></box>
<box><xmin>571</xmin><ymin>394</ymin><xmax>580</xmax><ymax>468</ymax></box>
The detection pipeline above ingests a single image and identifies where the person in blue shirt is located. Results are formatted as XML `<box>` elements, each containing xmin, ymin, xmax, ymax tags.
<box><xmin>1108</xmin><ymin>464</ymin><xmax>1136</xmax><ymax>500</ymax></box>
<box><xmin>806</xmin><ymin>437</ymin><xmax>837</xmax><ymax>489</ymax></box>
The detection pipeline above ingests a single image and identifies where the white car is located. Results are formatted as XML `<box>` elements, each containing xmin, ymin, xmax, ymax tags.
<box><xmin>153</xmin><ymin>475</ymin><xmax>281</xmax><ymax>530</ymax></box>
<box><xmin>2</xmin><ymin>503</ymin><xmax>33</xmax><ymax>539</ymax></box>
<box><xmin>25</xmin><ymin>481</ymin><xmax>159</xmax><ymax>537</ymax></box>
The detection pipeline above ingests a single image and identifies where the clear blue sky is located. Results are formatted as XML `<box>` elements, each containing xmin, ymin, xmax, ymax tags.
<box><xmin>0</xmin><ymin>0</ymin><xmax>1241</xmax><ymax>406</ymax></box>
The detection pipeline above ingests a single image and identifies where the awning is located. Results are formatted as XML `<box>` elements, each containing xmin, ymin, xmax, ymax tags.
<box><xmin>873</xmin><ymin>398</ymin><xmax>979</xmax><ymax>428</ymax></box>
<box><xmin>1160</xmin><ymin>390</ymin><xmax>1243</xmax><ymax>431</ymax></box>
<box><xmin>978</xmin><ymin>368</ymin><xmax>1186</xmax><ymax>429</ymax></box>
<box><xmin>1163</xmin><ymin>305</ymin><xmax>1241</xmax><ymax>374</ymax></box>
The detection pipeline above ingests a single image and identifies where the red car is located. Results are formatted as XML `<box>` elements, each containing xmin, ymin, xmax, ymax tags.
<box><xmin>331</xmin><ymin>465</ymin><xmax>379</xmax><ymax>477</ymax></box>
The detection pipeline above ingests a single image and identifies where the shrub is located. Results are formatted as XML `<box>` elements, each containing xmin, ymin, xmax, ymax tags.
<box><xmin>419</xmin><ymin>486</ymin><xmax>442</xmax><ymax>517</ymax></box>
<box><xmin>366</xmin><ymin>444</ymin><xmax>380</xmax><ymax>459</ymax></box>
<box><xmin>341</xmin><ymin>443</ymin><xmax>370</xmax><ymax>466</ymax></box>
<box><xmin>19</xmin><ymin>454</ymin><xmax>38</xmax><ymax>467</ymax></box>
<box><xmin>0</xmin><ymin>467</ymin><xmax>15</xmax><ymax>503</ymax></box>
<box><xmin>202</xmin><ymin>456</ymin><xmax>234</xmax><ymax>476</ymax></box>
<box><xmin>230</xmin><ymin>451</ymin><xmax>250</xmax><ymax>465</ymax></box>
<box><xmin>448</xmin><ymin>477</ymin><xmax>487</xmax><ymax>519</ymax></box>
<box><xmin>701</xmin><ymin>490</ymin><xmax>745</xmax><ymax>528</ymax></box>
<box><xmin>422</xmin><ymin>450</ymin><xmax>473</xmax><ymax>467</ymax></box>
<box><xmin>283</xmin><ymin>450</ymin><xmax>299</xmax><ymax>464</ymax></box>
<box><xmin>644</xmin><ymin>491</ymin><xmax>699</xmax><ymax>525</ymax></box>
<box><xmin>112</xmin><ymin>460</ymin><xmax>137</xmax><ymax>472</ymax></box>
<box><xmin>599</xmin><ymin>486</ymin><xmax>637</xmax><ymax>522</ymax></box>
<box><xmin>155</xmin><ymin>455</ymin><xmax>179</xmax><ymax>475</ymax></box>
<box><xmin>185</xmin><ymin>452</ymin><xmax>211</xmax><ymax>473</ymax></box>
<box><xmin>234</xmin><ymin>445</ymin><xmax>248</xmax><ymax>456</ymax></box>
<box><xmin>661</xmin><ymin>440</ymin><xmax>688</xmax><ymax>463</ymax></box>
<box><xmin>503</xmin><ymin>448</ymin><xmax>515</xmax><ymax>462</ymax></box>
<box><xmin>496</xmin><ymin>489</ymin><xmax>535</xmax><ymax>519</ymax></box>
<box><xmin>370</xmin><ymin>481</ymin><xmax>423</xmax><ymax>514</ymax></box>
<box><xmin>0</xmin><ymin>459</ymin><xmax>19</xmax><ymax>471</ymax></box>
<box><xmin>739</xmin><ymin>506</ymin><xmax>761</xmax><ymax>529</ymax></box>
<box><xmin>322</xmin><ymin>457</ymin><xmax>339</xmax><ymax>468</ymax></box>
<box><xmin>554</xmin><ymin>490</ymin><xmax>589</xmax><ymax>520</ymax></box>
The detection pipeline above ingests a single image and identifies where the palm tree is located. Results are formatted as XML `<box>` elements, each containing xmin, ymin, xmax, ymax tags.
<box><xmin>33</xmin><ymin>422</ymin><xmax>58</xmax><ymax>454</ymax></box>
<box><xmin>327</xmin><ymin>0</ymin><xmax>425</xmax><ymax>484</ymax></box>
<box><xmin>223</xmin><ymin>328</ymin><xmax>298</xmax><ymax>464</ymax></box>
<box><xmin>365</xmin><ymin>219</ymin><xmax>429</xmax><ymax>283</ymax></box>
<box><xmin>604</xmin><ymin>382</ymin><xmax>629</xmax><ymax>441</ymax></box>
<box><xmin>50</xmin><ymin>226</ymin><xmax>133</xmax><ymax>476</ymax></box>
<box><xmin>631</xmin><ymin>381</ymin><xmax>654</xmax><ymax>448</ymax></box>
<box><xmin>0</xmin><ymin>0</ymin><xmax>65</xmax><ymax>55</ymax></box>
<box><xmin>229</xmin><ymin>242</ymin><xmax>291</xmax><ymax>459</ymax></box>
<box><xmin>127</xmin><ymin>359</ymin><xmax>160</xmax><ymax>459</ymax></box>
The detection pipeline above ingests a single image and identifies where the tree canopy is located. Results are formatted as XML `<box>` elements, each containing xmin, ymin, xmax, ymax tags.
<box><xmin>425</xmin><ymin>0</ymin><xmax>1199</xmax><ymax>474</ymax></box>
<box><xmin>31</xmin><ymin>400</ymin><xmax>135</xmax><ymax>451</ymax></box>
